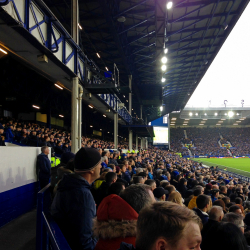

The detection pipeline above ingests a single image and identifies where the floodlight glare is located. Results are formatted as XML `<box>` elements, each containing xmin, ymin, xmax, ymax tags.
<box><xmin>161</xmin><ymin>77</ymin><xmax>166</xmax><ymax>83</ymax></box>
<box><xmin>195</xmin><ymin>113</ymin><xmax>198</xmax><ymax>116</ymax></box>
<box><xmin>224</xmin><ymin>113</ymin><xmax>227</xmax><ymax>115</ymax></box>
<box><xmin>189</xmin><ymin>112</ymin><xmax>193</xmax><ymax>116</ymax></box>
<box><xmin>161</xmin><ymin>65</ymin><xmax>167</xmax><ymax>71</ymax></box>
<box><xmin>161</xmin><ymin>56</ymin><xmax>167</xmax><ymax>64</ymax></box>
<box><xmin>164</xmin><ymin>48</ymin><xmax>168</xmax><ymax>54</ymax></box>
<box><xmin>214</xmin><ymin>113</ymin><xmax>218</xmax><ymax>116</ymax></box>
<box><xmin>166</xmin><ymin>1</ymin><xmax>173</xmax><ymax>9</ymax></box>
<box><xmin>160</xmin><ymin>106</ymin><xmax>163</xmax><ymax>112</ymax></box>
<box><xmin>236</xmin><ymin>113</ymin><xmax>240</xmax><ymax>116</ymax></box>
<box><xmin>204</xmin><ymin>113</ymin><xmax>207</xmax><ymax>116</ymax></box>
<box><xmin>228</xmin><ymin>111</ymin><xmax>234</xmax><ymax>117</ymax></box>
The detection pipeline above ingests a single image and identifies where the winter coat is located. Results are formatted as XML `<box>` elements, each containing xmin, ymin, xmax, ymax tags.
<box><xmin>93</xmin><ymin>194</ymin><xmax>138</xmax><ymax>250</ymax></box>
<box><xmin>193</xmin><ymin>208</ymin><xmax>209</xmax><ymax>225</ymax></box>
<box><xmin>36</xmin><ymin>153</ymin><xmax>51</xmax><ymax>181</ymax></box>
<box><xmin>188</xmin><ymin>196</ymin><xmax>198</xmax><ymax>210</ymax></box>
<box><xmin>51</xmin><ymin>173</ymin><xmax>97</xmax><ymax>250</ymax></box>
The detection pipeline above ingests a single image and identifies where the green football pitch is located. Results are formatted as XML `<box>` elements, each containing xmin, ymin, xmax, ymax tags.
<box><xmin>192</xmin><ymin>158</ymin><xmax>250</xmax><ymax>177</ymax></box>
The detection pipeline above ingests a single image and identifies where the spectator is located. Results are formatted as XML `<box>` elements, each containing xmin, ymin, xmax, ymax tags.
<box><xmin>108</xmin><ymin>182</ymin><xmax>125</xmax><ymax>196</ymax></box>
<box><xmin>145</xmin><ymin>179</ymin><xmax>156</xmax><ymax>191</ymax></box>
<box><xmin>222</xmin><ymin>212</ymin><xmax>245</xmax><ymax>233</ymax></box>
<box><xmin>153</xmin><ymin>187</ymin><xmax>168</xmax><ymax>202</ymax></box>
<box><xmin>51</xmin><ymin>147</ymin><xmax>102</xmax><ymax>250</ymax></box>
<box><xmin>229</xmin><ymin>205</ymin><xmax>243</xmax><ymax>215</ymax></box>
<box><xmin>193</xmin><ymin>194</ymin><xmax>211</xmax><ymax>225</ymax></box>
<box><xmin>188</xmin><ymin>187</ymin><xmax>204</xmax><ymax>210</ymax></box>
<box><xmin>167</xmin><ymin>191</ymin><xmax>184</xmax><ymax>206</ymax></box>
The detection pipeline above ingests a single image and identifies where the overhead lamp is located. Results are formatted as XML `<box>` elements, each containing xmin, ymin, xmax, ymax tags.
<box><xmin>195</xmin><ymin>113</ymin><xmax>198</xmax><ymax>116</ymax></box>
<box><xmin>221</xmin><ymin>119</ymin><xmax>226</xmax><ymax>120</ymax></box>
<box><xmin>214</xmin><ymin>113</ymin><xmax>218</xmax><ymax>116</ymax></box>
<box><xmin>239</xmin><ymin>118</ymin><xmax>245</xmax><ymax>120</ymax></box>
<box><xmin>222</xmin><ymin>22</ymin><xmax>228</xmax><ymax>30</ymax></box>
<box><xmin>203</xmin><ymin>119</ymin><xmax>207</xmax><ymax>120</ymax></box>
<box><xmin>100</xmin><ymin>129</ymin><xmax>102</xmax><ymax>131</ymax></box>
<box><xmin>88</xmin><ymin>104</ymin><xmax>94</xmax><ymax>109</ymax></box>
<box><xmin>103</xmin><ymin>114</ymin><xmax>106</xmax><ymax>117</ymax></box>
<box><xmin>90</xmin><ymin>125</ymin><xmax>93</xmax><ymax>127</ymax></box>
<box><xmin>224</xmin><ymin>113</ymin><xmax>227</xmax><ymax>116</ymax></box>
<box><xmin>78</xmin><ymin>23</ymin><xmax>83</xmax><ymax>30</ymax></box>
<box><xmin>187</xmin><ymin>93</ymin><xmax>190</xmax><ymax>96</ymax></box>
<box><xmin>216</xmin><ymin>124</ymin><xmax>221</xmax><ymax>126</ymax></box>
<box><xmin>185</xmin><ymin>119</ymin><xmax>190</xmax><ymax>120</ymax></box>
<box><xmin>189</xmin><ymin>112</ymin><xmax>192</xmax><ymax>116</ymax></box>
<box><xmin>160</xmin><ymin>106</ymin><xmax>163</xmax><ymax>111</ymax></box>
<box><xmin>96</xmin><ymin>53</ymin><xmax>100</xmax><ymax>58</ymax></box>
<box><xmin>161</xmin><ymin>77</ymin><xmax>166</xmax><ymax>83</ymax></box>
<box><xmin>59</xmin><ymin>114</ymin><xmax>64</xmax><ymax>118</ymax></box>
<box><xmin>0</xmin><ymin>47</ymin><xmax>8</xmax><ymax>54</ymax></box>
<box><xmin>32</xmin><ymin>105</ymin><xmax>40</xmax><ymax>109</ymax></box>
<box><xmin>126</xmin><ymin>100</ymin><xmax>128</xmax><ymax>102</ymax></box>
<box><xmin>199</xmin><ymin>124</ymin><xmax>204</xmax><ymax>126</ymax></box>
<box><xmin>218</xmin><ymin>121</ymin><xmax>223</xmax><ymax>123</ymax></box>
<box><xmin>107</xmin><ymin>132</ymin><xmax>110</xmax><ymax>133</ymax></box>
<box><xmin>228</xmin><ymin>111</ymin><xmax>234</xmax><ymax>118</ymax></box>
<box><xmin>166</xmin><ymin>1</ymin><xmax>173</xmax><ymax>9</ymax></box>
<box><xmin>183</xmin><ymin>124</ymin><xmax>187</xmax><ymax>126</ymax></box>
<box><xmin>123</xmin><ymin>95</ymin><xmax>125</xmax><ymax>98</ymax></box>
<box><xmin>236</xmin><ymin>121</ymin><xmax>241</xmax><ymax>123</ymax></box>
<box><xmin>236</xmin><ymin>113</ymin><xmax>240</xmax><ymax>116</ymax></box>
<box><xmin>204</xmin><ymin>113</ymin><xmax>207</xmax><ymax>116</ymax></box>
<box><xmin>105</xmin><ymin>67</ymin><xmax>109</xmax><ymax>71</ymax></box>
<box><xmin>233</xmin><ymin>123</ymin><xmax>238</xmax><ymax>125</ymax></box>
<box><xmin>172</xmin><ymin>118</ymin><xmax>177</xmax><ymax>120</ymax></box>
<box><xmin>201</xmin><ymin>121</ymin><xmax>206</xmax><ymax>123</ymax></box>
<box><xmin>54</xmin><ymin>83</ymin><xmax>63</xmax><ymax>90</ymax></box>
<box><xmin>161</xmin><ymin>65</ymin><xmax>167</xmax><ymax>71</ymax></box>
<box><xmin>164</xmin><ymin>48</ymin><xmax>168</xmax><ymax>54</ymax></box>
<box><xmin>161</xmin><ymin>56</ymin><xmax>167</xmax><ymax>64</ymax></box>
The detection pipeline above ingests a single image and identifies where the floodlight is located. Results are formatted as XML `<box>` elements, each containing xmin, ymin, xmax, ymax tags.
<box><xmin>88</xmin><ymin>104</ymin><xmax>94</xmax><ymax>109</ymax></box>
<box><xmin>161</xmin><ymin>56</ymin><xmax>167</xmax><ymax>64</ymax></box>
<box><xmin>160</xmin><ymin>106</ymin><xmax>163</xmax><ymax>112</ymax></box>
<box><xmin>204</xmin><ymin>113</ymin><xmax>207</xmax><ymax>116</ymax></box>
<box><xmin>78</xmin><ymin>23</ymin><xmax>83</xmax><ymax>30</ymax></box>
<box><xmin>32</xmin><ymin>105</ymin><xmax>40</xmax><ymax>109</ymax></box>
<box><xmin>161</xmin><ymin>65</ymin><xmax>167</xmax><ymax>71</ymax></box>
<box><xmin>236</xmin><ymin>113</ymin><xmax>240</xmax><ymax>116</ymax></box>
<box><xmin>54</xmin><ymin>83</ymin><xmax>63</xmax><ymax>90</ymax></box>
<box><xmin>0</xmin><ymin>48</ymin><xmax>8</xmax><ymax>54</ymax></box>
<box><xmin>161</xmin><ymin>77</ymin><xmax>166</xmax><ymax>83</ymax></box>
<box><xmin>166</xmin><ymin>1</ymin><xmax>173</xmax><ymax>9</ymax></box>
<box><xmin>59</xmin><ymin>115</ymin><xmax>64</xmax><ymax>118</ymax></box>
<box><xmin>195</xmin><ymin>113</ymin><xmax>198</xmax><ymax>116</ymax></box>
<box><xmin>214</xmin><ymin>113</ymin><xmax>218</xmax><ymax>116</ymax></box>
<box><xmin>103</xmin><ymin>114</ymin><xmax>106</xmax><ymax>117</ymax></box>
<box><xmin>189</xmin><ymin>112</ymin><xmax>193</xmax><ymax>116</ymax></box>
<box><xmin>105</xmin><ymin>67</ymin><xmax>109</xmax><ymax>71</ymax></box>
<box><xmin>90</xmin><ymin>125</ymin><xmax>93</xmax><ymax>127</ymax></box>
<box><xmin>96</xmin><ymin>53</ymin><xmax>101</xmax><ymax>58</ymax></box>
<box><xmin>199</xmin><ymin>124</ymin><xmax>204</xmax><ymax>126</ymax></box>
<box><xmin>164</xmin><ymin>48</ymin><xmax>168</xmax><ymax>54</ymax></box>
<box><xmin>216</xmin><ymin>124</ymin><xmax>221</xmax><ymax>126</ymax></box>
<box><xmin>228</xmin><ymin>111</ymin><xmax>234</xmax><ymax>118</ymax></box>
<box><xmin>224</xmin><ymin>113</ymin><xmax>227</xmax><ymax>116</ymax></box>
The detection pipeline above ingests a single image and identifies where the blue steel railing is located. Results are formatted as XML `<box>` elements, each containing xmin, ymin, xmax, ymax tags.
<box><xmin>36</xmin><ymin>184</ymin><xmax>71</xmax><ymax>250</ymax></box>
<box><xmin>0</xmin><ymin>0</ymin><xmax>132</xmax><ymax>124</ymax></box>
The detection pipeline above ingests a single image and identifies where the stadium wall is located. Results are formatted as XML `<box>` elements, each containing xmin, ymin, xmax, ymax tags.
<box><xmin>0</xmin><ymin>146</ymin><xmax>50</xmax><ymax>228</ymax></box>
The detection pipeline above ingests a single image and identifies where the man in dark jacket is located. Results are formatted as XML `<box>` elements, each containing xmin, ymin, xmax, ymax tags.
<box><xmin>36</xmin><ymin>146</ymin><xmax>51</xmax><ymax>189</ymax></box>
<box><xmin>51</xmin><ymin>147</ymin><xmax>102</xmax><ymax>250</ymax></box>
<box><xmin>193</xmin><ymin>194</ymin><xmax>211</xmax><ymax>225</ymax></box>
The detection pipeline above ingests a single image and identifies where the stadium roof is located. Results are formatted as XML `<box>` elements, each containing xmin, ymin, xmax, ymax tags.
<box><xmin>39</xmin><ymin>1</ymin><xmax>249</xmax><ymax>121</ymax></box>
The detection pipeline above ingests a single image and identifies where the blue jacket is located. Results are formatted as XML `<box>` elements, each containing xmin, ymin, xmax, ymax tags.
<box><xmin>51</xmin><ymin>173</ymin><xmax>97</xmax><ymax>250</ymax></box>
<box><xmin>37</xmin><ymin>153</ymin><xmax>51</xmax><ymax>181</ymax></box>
<box><xmin>148</xmin><ymin>172</ymin><xmax>154</xmax><ymax>180</ymax></box>
<box><xmin>122</xmin><ymin>171</ymin><xmax>131</xmax><ymax>183</ymax></box>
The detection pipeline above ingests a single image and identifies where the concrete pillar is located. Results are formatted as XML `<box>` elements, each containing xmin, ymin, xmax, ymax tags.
<box><xmin>71</xmin><ymin>77</ymin><xmax>79</xmax><ymax>153</ymax></box>
<box><xmin>129</xmin><ymin>130</ymin><xmax>133</xmax><ymax>151</ymax></box>
<box><xmin>114</xmin><ymin>113</ymin><xmax>118</xmax><ymax>149</ymax></box>
<box><xmin>128</xmin><ymin>75</ymin><xmax>132</xmax><ymax>114</ymax></box>
<box><xmin>71</xmin><ymin>0</ymin><xmax>79</xmax><ymax>44</ymax></box>
<box><xmin>78</xmin><ymin>85</ymin><xmax>83</xmax><ymax>149</ymax></box>
<box><xmin>136</xmin><ymin>134</ymin><xmax>138</xmax><ymax>152</ymax></box>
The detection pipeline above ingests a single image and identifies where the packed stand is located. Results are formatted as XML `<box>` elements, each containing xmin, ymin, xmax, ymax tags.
<box><xmin>170</xmin><ymin>128</ymin><xmax>190</xmax><ymax>156</ymax></box>
<box><xmin>37</xmin><ymin>144</ymin><xmax>250</xmax><ymax>250</ymax></box>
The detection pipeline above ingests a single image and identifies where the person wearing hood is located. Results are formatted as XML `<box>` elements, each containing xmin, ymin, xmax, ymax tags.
<box><xmin>36</xmin><ymin>146</ymin><xmax>51</xmax><ymax>189</ymax></box>
<box><xmin>51</xmin><ymin>147</ymin><xmax>102</xmax><ymax>250</ymax></box>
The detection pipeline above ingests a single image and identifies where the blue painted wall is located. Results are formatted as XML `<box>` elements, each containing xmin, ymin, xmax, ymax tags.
<box><xmin>0</xmin><ymin>182</ymin><xmax>39</xmax><ymax>228</ymax></box>
<box><xmin>151</xmin><ymin>116</ymin><xmax>168</xmax><ymax>127</ymax></box>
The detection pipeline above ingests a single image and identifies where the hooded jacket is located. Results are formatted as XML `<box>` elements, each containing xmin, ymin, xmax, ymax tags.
<box><xmin>93</xmin><ymin>194</ymin><xmax>138</xmax><ymax>250</ymax></box>
<box><xmin>51</xmin><ymin>173</ymin><xmax>97</xmax><ymax>250</ymax></box>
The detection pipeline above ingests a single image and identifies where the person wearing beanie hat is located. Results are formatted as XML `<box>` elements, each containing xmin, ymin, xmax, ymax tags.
<box><xmin>51</xmin><ymin>147</ymin><xmax>102</xmax><ymax>250</ymax></box>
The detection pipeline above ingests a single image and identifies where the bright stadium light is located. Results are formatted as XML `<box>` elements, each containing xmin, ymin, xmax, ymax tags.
<box><xmin>195</xmin><ymin>113</ymin><xmax>198</xmax><ymax>116</ymax></box>
<box><xmin>189</xmin><ymin>112</ymin><xmax>193</xmax><ymax>116</ymax></box>
<box><xmin>214</xmin><ymin>113</ymin><xmax>218</xmax><ymax>116</ymax></box>
<box><xmin>204</xmin><ymin>113</ymin><xmax>207</xmax><ymax>116</ymax></box>
<box><xmin>164</xmin><ymin>48</ymin><xmax>168</xmax><ymax>54</ymax></box>
<box><xmin>166</xmin><ymin>1</ymin><xmax>173</xmax><ymax>9</ymax></box>
<box><xmin>161</xmin><ymin>56</ymin><xmax>167</xmax><ymax>64</ymax></box>
<box><xmin>160</xmin><ymin>106</ymin><xmax>163</xmax><ymax>112</ymax></box>
<box><xmin>161</xmin><ymin>65</ymin><xmax>167</xmax><ymax>71</ymax></box>
<box><xmin>228</xmin><ymin>111</ymin><xmax>234</xmax><ymax>117</ymax></box>
<box><xmin>161</xmin><ymin>77</ymin><xmax>166</xmax><ymax>83</ymax></box>
<box><xmin>224</xmin><ymin>113</ymin><xmax>227</xmax><ymax>115</ymax></box>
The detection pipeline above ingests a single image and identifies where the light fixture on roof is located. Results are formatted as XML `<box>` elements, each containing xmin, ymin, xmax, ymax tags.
<box><xmin>222</xmin><ymin>22</ymin><xmax>228</xmax><ymax>30</ymax></box>
<box><xmin>218</xmin><ymin>121</ymin><xmax>223</xmax><ymax>123</ymax></box>
<box><xmin>126</xmin><ymin>100</ymin><xmax>128</xmax><ymax>102</ymax></box>
<box><xmin>201</xmin><ymin>121</ymin><xmax>206</xmax><ymax>123</ymax></box>
<box><xmin>236</xmin><ymin>113</ymin><xmax>240</xmax><ymax>116</ymax></box>
<box><xmin>161</xmin><ymin>77</ymin><xmax>166</xmax><ymax>83</ymax></box>
<box><xmin>107</xmin><ymin>131</ymin><xmax>110</xmax><ymax>133</ymax></box>
<box><xmin>90</xmin><ymin>125</ymin><xmax>93</xmax><ymax>127</ymax></box>
<box><xmin>0</xmin><ymin>47</ymin><xmax>8</xmax><ymax>54</ymax></box>
<box><xmin>88</xmin><ymin>104</ymin><xmax>94</xmax><ymax>109</ymax></box>
<box><xmin>164</xmin><ymin>48</ymin><xmax>168</xmax><ymax>54</ymax></box>
<box><xmin>54</xmin><ymin>83</ymin><xmax>63</xmax><ymax>90</ymax></box>
<box><xmin>100</xmin><ymin>129</ymin><xmax>102</xmax><ymax>131</ymax></box>
<box><xmin>228</xmin><ymin>111</ymin><xmax>234</xmax><ymax>118</ymax></box>
<box><xmin>123</xmin><ymin>95</ymin><xmax>125</xmax><ymax>98</ymax></box>
<box><xmin>161</xmin><ymin>56</ymin><xmax>167</xmax><ymax>64</ymax></box>
<box><xmin>189</xmin><ymin>112</ymin><xmax>192</xmax><ymax>116</ymax></box>
<box><xmin>199</xmin><ymin>124</ymin><xmax>204</xmax><ymax>126</ymax></box>
<box><xmin>161</xmin><ymin>65</ymin><xmax>167</xmax><ymax>71</ymax></box>
<box><xmin>203</xmin><ymin>119</ymin><xmax>207</xmax><ymax>120</ymax></box>
<box><xmin>59</xmin><ymin>115</ymin><xmax>64</xmax><ymax>118</ymax></box>
<box><xmin>160</xmin><ymin>106</ymin><xmax>163</xmax><ymax>112</ymax></box>
<box><xmin>216</xmin><ymin>124</ymin><xmax>221</xmax><ymax>126</ymax></box>
<box><xmin>166</xmin><ymin>1</ymin><xmax>173</xmax><ymax>9</ymax></box>
<box><xmin>233</xmin><ymin>123</ymin><xmax>238</xmax><ymax>125</ymax></box>
<box><xmin>32</xmin><ymin>105</ymin><xmax>40</xmax><ymax>109</ymax></box>
<box><xmin>185</xmin><ymin>119</ymin><xmax>190</xmax><ymax>120</ymax></box>
<box><xmin>224</xmin><ymin>113</ymin><xmax>227</xmax><ymax>115</ymax></box>
<box><xmin>214</xmin><ymin>113</ymin><xmax>218</xmax><ymax>116</ymax></box>
<box><xmin>96</xmin><ymin>53</ymin><xmax>100</xmax><ymax>58</ymax></box>
<box><xmin>78</xmin><ymin>23</ymin><xmax>83</xmax><ymax>30</ymax></box>
<box><xmin>187</xmin><ymin>93</ymin><xmax>190</xmax><ymax>96</ymax></box>
<box><xmin>105</xmin><ymin>67</ymin><xmax>109</xmax><ymax>71</ymax></box>
<box><xmin>195</xmin><ymin>113</ymin><xmax>198</xmax><ymax>116</ymax></box>
<box><xmin>117</xmin><ymin>16</ymin><xmax>126</xmax><ymax>22</ymax></box>
<box><xmin>236</xmin><ymin>121</ymin><xmax>241</xmax><ymax>123</ymax></box>
<box><xmin>103</xmin><ymin>114</ymin><xmax>106</xmax><ymax>117</ymax></box>
<box><xmin>183</xmin><ymin>124</ymin><xmax>187</xmax><ymax>126</ymax></box>
<box><xmin>239</xmin><ymin>118</ymin><xmax>245</xmax><ymax>120</ymax></box>
<box><xmin>204</xmin><ymin>113</ymin><xmax>207</xmax><ymax>116</ymax></box>
<box><xmin>221</xmin><ymin>119</ymin><xmax>226</xmax><ymax>120</ymax></box>
<box><xmin>171</xmin><ymin>118</ymin><xmax>177</xmax><ymax>120</ymax></box>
